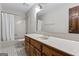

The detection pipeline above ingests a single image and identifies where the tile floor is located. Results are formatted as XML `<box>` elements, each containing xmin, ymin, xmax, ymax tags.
<box><xmin>0</xmin><ymin>40</ymin><xmax>27</xmax><ymax>56</ymax></box>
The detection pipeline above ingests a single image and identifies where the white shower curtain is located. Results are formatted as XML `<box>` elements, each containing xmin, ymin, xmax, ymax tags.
<box><xmin>2</xmin><ymin>13</ymin><xmax>14</xmax><ymax>41</ymax></box>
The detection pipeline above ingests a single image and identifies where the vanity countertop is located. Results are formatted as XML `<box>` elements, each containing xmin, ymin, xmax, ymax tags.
<box><xmin>25</xmin><ymin>33</ymin><xmax>79</xmax><ymax>56</ymax></box>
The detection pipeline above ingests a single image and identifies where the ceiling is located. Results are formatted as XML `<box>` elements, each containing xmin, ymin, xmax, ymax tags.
<box><xmin>1</xmin><ymin>3</ymin><xmax>62</xmax><ymax>15</ymax></box>
<box><xmin>37</xmin><ymin>3</ymin><xmax>62</xmax><ymax>15</ymax></box>
<box><xmin>1</xmin><ymin>3</ymin><xmax>34</xmax><ymax>13</ymax></box>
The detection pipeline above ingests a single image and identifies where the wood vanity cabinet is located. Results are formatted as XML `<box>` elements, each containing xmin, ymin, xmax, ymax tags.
<box><xmin>25</xmin><ymin>36</ymin><xmax>41</xmax><ymax>56</ymax></box>
<box><xmin>30</xmin><ymin>39</ymin><xmax>42</xmax><ymax>51</ymax></box>
<box><xmin>30</xmin><ymin>39</ymin><xmax>41</xmax><ymax>56</ymax></box>
<box><xmin>25</xmin><ymin>36</ymin><xmax>30</xmax><ymax>55</ymax></box>
<box><xmin>29</xmin><ymin>45</ymin><xmax>36</xmax><ymax>56</ymax></box>
<box><xmin>42</xmin><ymin>44</ymin><xmax>71</xmax><ymax>56</ymax></box>
<box><xmin>42</xmin><ymin>44</ymin><xmax>62</xmax><ymax>56</ymax></box>
<box><xmin>30</xmin><ymin>45</ymin><xmax>41</xmax><ymax>56</ymax></box>
<box><xmin>24</xmin><ymin>36</ymin><xmax>72</xmax><ymax>56</ymax></box>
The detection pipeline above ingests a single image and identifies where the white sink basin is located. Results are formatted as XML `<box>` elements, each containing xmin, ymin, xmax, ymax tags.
<box><xmin>38</xmin><ymin>35</ymin><xmax>49</xmax><ymax>40</ymax></box>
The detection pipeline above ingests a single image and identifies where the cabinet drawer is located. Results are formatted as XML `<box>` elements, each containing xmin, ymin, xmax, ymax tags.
<box><xmin>42</xmin><ymin>45</ymin><xmax>62</xmax><ymax>56</ymax></box>
<box><xmin>25</xmin><ymin>36</ymin><xmax>30</xmax><ymax>42</ymax></box>
<box><xmin>30</xmin><ymin>39</ymin><xmax>41</xmax><ymax>51</ymax></box>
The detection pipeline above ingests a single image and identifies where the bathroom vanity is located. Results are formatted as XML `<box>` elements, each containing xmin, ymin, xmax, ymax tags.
<box><xmin>24</xmin><ymin>33</ymin><xmax>79</xmax><ymax>56</ymax></box>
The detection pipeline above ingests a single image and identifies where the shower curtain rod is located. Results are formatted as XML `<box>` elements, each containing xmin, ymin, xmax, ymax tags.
<box><xmin>1</xmin><ymin>10</ymin><xmax>19</xmax><ymax>16</ymax></box>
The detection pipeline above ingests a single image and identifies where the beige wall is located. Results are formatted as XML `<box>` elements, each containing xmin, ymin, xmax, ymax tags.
<box><xmin>0</xmin><ymin>11</ymin><xmax>1</xmax><ymax>41</ymax></box>
<box><xmin>26</xmin><ymin>5</ymin><xmax>37</xmax><ymax>34</ymax></box>
<box><xmin>0</xmin><ymin>4</ymin><xmax>2</xmax><ymax>41</ymax></box>
<box><xmin>38</xmin><ymin>3</ymin><xmax>79</xmax><ymax>33</ymax></box>
<box><xmin>14</xmin><ymin>15</ymin><xmax>26</xmax><ymax>39</ymax></box>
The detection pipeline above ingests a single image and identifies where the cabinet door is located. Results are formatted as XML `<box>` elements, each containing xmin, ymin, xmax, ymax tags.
<box><xmin>30</xmin><ymin>45</ymin><xmax>41</xmax><ymax>56</ymax></box>
<box><xmin>42</xmin><ymin>53</ymin><xmax>47</xmax><ymax>56</ymax></box>
<box><xmin>34</xmin><ymin>48</ymin><xmax>41</xmax><ymax>56</ymax></box>
<box><xmin>30</xmin><ymin>45</ymin><xmax>36</xmax><ymax>56</ymax></box>
<box><xmin>69</xmin><ymin>6</ymin><xmax>79</xmax><ymax>33</ymax></box>
<box><xmin>42</xmin><ymin>44</ymin><xmax>71</xmax><ymax>56</ymax></box>
<box><xmin>42</xmin><ymin>45</ymin><xmax>62</xmax><ymax>56</ymax></box>
<box><xmin>69</xmin><ymin>16</ymin><xmax>78</xmax><ymax>33</ymax></box>
<box><xmin>25</xmin><ymin>36</ymin><xmax>30</xmax><ymax>55</ymax></box>
<box><xmin>30</xmin><ymin>39</ymin><xmax>41</xmax><ymax>51</ymax></box>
